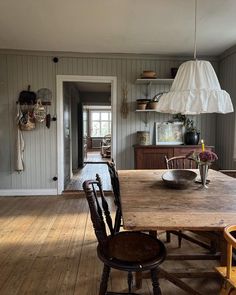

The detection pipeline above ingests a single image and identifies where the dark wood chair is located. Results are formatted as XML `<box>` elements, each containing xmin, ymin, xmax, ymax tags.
<box><xmin>107</xmin><ymin>161</ymin><xmax>122</xmax><ymax>233</ymax></box>
<box><xmin>165</xmin><ymin>155</ymin><xmax>218</xmax><ymax>252</ymax></box>
<box><xmin>83</xmin><ymin>175</ymin><xmax>166</xmax><ymax>295</ymax></box>
<box><xmin>107</xmin><ymin>160</ymin><xmax>157</xmax><ymax>238</ymax></box>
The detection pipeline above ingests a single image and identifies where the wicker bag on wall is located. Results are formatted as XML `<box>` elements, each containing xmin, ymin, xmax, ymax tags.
<box><xmin>19</xmin><ymin>112</ymin><xmax>36</xmax><ymax>131</ymax></box>
<box><xmin>33</xmin><ymin>99</ymin><xmax>46</xmax><ymax>123</ymax></box>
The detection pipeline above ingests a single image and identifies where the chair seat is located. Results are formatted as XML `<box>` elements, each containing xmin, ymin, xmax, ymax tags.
<box><xmin>98</xmin><ymin>231</ymin><xmax>166</xmax><ymax>271</ymax></box>
<box><xmin>215</xmin><ymin>266</ymin><xmax>236</xmax><ymax>287</ymax></box>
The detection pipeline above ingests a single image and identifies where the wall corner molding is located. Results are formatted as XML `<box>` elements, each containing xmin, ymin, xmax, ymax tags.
<box><xmin>219</xmin><ymin>44</ymin><xmax>236</xmax><ymax>61</ymax></box>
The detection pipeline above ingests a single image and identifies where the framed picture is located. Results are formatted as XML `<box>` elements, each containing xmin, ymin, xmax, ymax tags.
<box><xmin>155</xmin><ymin>122</ymin><xmax>184</xmax><ymax>145</ymax></box>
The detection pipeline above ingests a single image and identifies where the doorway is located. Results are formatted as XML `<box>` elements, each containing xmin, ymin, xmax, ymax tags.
<box><xmin>84</xmin><ymin>105</ymin><xmax>112</xmax><ymax>163</ymax></box>
<box><xmin>56</xmin><ymin>75</ymin><xmax>117</xmax><ymax>194</ymax></box>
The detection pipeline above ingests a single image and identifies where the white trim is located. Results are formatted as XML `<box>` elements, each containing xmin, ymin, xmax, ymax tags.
<box><xmin>69</xmin><ymin>98</ymin><xmax>73</xmax><ymax>180</ymax></box>
<box><xmin>56</xmin><ymin>75</ymin><xmax>117</xmax><ymax>195</ymax></box>
<box><xmin>0</xmin><ymin>189</ymin><xmax>58</xmax><ymax>196</ymax></box>
<box><xmin>84</xmin><ymin>105</ymin><xmax>111</xmax><ymax>110</ymax></box>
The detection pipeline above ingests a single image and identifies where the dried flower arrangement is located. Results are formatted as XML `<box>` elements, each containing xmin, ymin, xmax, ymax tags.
<box><xmin>120</xmin><ymin>85</ymin><xmax>129</xmax><ymax>119</ymax></box>
<box><xmin>187</xmin><ymin>150</ymin><xmax>218</xmax><ymax>165</ymax></box>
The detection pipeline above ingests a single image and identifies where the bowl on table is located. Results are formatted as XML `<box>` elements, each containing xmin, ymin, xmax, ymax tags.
<box><xmin>162</xmin><ymin>170</ymin><xmax>197</xmax><ymax>189</ymax></box>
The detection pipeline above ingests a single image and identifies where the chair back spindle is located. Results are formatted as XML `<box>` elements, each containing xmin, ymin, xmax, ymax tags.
<box><xmin>165</xmin><ymin>155</ymin><xmax>197</xmax><ymax>170</ymax></box>
<box><xmin>107</xmin><ymin>161</ymin><xmax>121</xmax><ymax>207</ymax></box>
<box><xmin>215</xmin><ymin>225</ymin><xmax>236</xmax><ymax>294</ymax></box>
<box><xmin>224</xmin><ymin>225</ymin><xmax>236</xmax><ymax>280</ymax></box>
<box><xmin>83</xmin><ymin>178</ymin><xmax>114</xmax><ymax>248</ymax></box>
<box><xmin>107</xmin><ymin>161</ymin><xmax>122</xmax><ymax>233</ymax></box>
<box><xmin>96</xmin><ymin>174</ymin><xmax>114</xmax><ymax>236</ymax></box>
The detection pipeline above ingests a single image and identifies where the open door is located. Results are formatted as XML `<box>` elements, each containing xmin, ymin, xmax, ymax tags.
<box><xmin>78</xmin><ymin>102</ymin><xmax>85</xmax><ymax>168</ymax></box>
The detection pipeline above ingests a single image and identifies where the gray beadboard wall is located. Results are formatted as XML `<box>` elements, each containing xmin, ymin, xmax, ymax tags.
<box><xmin>217</xmin><ymin>46</ymin><xmax>236</xmax><ymax>169</ymax></box>
<box><xmin>0</xmin><ymin>50</ymin><xmax>218</xmax><ymax>192</ymax></box>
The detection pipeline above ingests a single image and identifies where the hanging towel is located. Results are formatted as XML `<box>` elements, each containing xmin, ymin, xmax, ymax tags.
<box><xmin>15</xmin><ymin>104</ymin><xmax>25</xmax><ymax>172</ymax></box>
<box><xmin>15</xmin><ymin>127</ymin><xmax>25</xmax><ymax>172</ymax></box>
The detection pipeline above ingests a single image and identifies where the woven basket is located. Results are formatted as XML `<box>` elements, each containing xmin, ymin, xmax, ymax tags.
<box><xmin>34</xmin><ymin>99</ymin><xmax>46</xmax><ymax>123</ymax></box>
<box><xmin>19</xmin><ymin>113</ymin><xmax>36</xmax><ymax>131</ymax></box>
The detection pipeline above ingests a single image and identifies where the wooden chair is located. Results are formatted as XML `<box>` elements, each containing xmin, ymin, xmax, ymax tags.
<box><xmin>107</xmin><ymin>160</ymin><xmax>158</xmax><ymax>289</ymax></box>
<box><xmin>83</xmin><ymin>175</ymin><xmax>166</xmax><ymax>295</ymax></box>
<box><xmin>165</xmin><ymin>155</ymin><xmax>218</xmax><ymax>252</ymax></box>
<box><xmin>165</xmin><ymin>155</ymin><xmax>198</xmax><ymax>170</ymax></box>
<box><xmin>107</xmin><ymin>161</ymin><xmax>122</xmax><ymax>233</ymax></box>
<box><xmin>216</xmin><ymin>225</ymin><xmax>236</xmax><ymax>295</ymax></box>
<box><xmin>107</xmin><ymin>160</ymin><xmax>157</xmax><ymax>238</ymax></box>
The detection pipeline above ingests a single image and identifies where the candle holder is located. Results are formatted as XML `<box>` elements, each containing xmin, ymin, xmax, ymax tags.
<box><xmin>186</xmin><ymin>150</ymin><xmax>218</xmax><ymax>189</ymax></box>
<box><xmin>199</xmin><ymin>163</ymin><xmax>209</xmax><ymax>188</ymax></box>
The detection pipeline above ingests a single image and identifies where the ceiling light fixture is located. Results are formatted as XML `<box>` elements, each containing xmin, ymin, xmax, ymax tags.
<box><xmin>156</xmin><ymin>0</ymin><xmax>234</xmax><ymax>115</ymax></box>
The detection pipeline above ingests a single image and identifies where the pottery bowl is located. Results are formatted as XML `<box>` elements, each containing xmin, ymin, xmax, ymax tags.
<box><xmin>162</xmin><ymin>170</ymin><xmax>197</xmax><ymax>189</ymax></box>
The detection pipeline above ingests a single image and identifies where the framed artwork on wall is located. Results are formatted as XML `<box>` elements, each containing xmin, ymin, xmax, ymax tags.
<box><xmin>155</xmin><ymin>122</ymin><xmax>184</xmax><ymax>145</ymax></box>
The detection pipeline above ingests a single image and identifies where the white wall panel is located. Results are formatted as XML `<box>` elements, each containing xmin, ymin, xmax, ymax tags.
<box><xmin>0</xmin><ymin>51</ymin><xmax>218</xmax><ymax>190</ymax></box>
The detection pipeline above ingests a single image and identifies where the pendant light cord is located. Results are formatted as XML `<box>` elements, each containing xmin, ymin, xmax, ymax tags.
<box><xmin>194</xmin><ymin>0</ymin><xmax>197</xmax><ymax>60</ymax></box>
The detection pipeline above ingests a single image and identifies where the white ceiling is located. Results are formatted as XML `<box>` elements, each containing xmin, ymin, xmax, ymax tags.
<box><xmin>0</xmin><ymin>0</ymin><xmax>236</xmax><ymax>56</ymax></box>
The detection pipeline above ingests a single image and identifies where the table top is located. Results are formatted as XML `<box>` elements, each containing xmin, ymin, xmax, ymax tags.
<box><xmin>119</xmin><ymin>169</ymin><xmax>236</xmax><ymax>231</ymax></box>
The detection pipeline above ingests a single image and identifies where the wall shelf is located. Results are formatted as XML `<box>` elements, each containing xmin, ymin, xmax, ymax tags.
<box><xmin>135</xmin><ymin>78</ymin><xmax>174</xmax><ymax>85</ymax></box>
<box><xmin>135</xmin><ymin>78</ymin><xmax>173</xmax><ymax>126</ymax></box>
<box><xmin>135</xmin><ymin>109</ymin><xmax>158</xmax><ymax>112</ymax></box>
<box><xmin>135</xmin><ymin>78</ymin><xmax>173</xmax><ymax>102</ymax></box>
<box><xmin>16</xmin><ymin>101</ymin><xmax>51</xmax><ymax>106</ymax></box>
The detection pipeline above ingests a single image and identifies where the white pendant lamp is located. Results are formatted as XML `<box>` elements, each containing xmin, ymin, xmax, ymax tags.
<box><xmin>156</xmin><ymin>0</ymin><xmax>234</xmax><ymax>115</ymax></box>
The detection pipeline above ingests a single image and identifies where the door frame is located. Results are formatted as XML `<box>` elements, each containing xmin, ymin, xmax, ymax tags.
<box><xmin>56</xmin><ymin>75</ymin><xmax>117</xmax><ymax>194</ymax></box>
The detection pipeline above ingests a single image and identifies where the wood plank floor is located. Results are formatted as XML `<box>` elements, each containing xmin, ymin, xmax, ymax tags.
<box><xmin>65</xmin><ymin>152</ymin><xmax>111</xmax><ymax>191</ymax></box>
<box><xmin>85</xmin><ymin>150</ymin><xmax>111</xmax><ymax>163</ymax></box>
<box><xmin>0</xmin><ymin>196</ymin><xmax>221</xmax><ymax>295</ymax></box>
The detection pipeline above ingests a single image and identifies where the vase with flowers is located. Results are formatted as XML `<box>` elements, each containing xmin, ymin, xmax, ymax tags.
<box><xmin>187</xmin><ymin>148</ymin><xmax>218</xmax><ymax>188</ymax></box>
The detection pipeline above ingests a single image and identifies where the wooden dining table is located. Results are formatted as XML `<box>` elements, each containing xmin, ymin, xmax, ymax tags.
<box><xmin>118</xmin><ymin>168</ymin><xmax>236</xmax><ymax>294</ymax></box>
<box><xmin>119</xmin><ymin>169</ymin><xmax>236</xmax><ymax>232</ymax></box>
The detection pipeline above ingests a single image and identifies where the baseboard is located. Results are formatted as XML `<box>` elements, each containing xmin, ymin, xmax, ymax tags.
<box><xmin>0</xmin><ymin>189</ymin><xmax>58</xmax><ymax>196</ymax></box>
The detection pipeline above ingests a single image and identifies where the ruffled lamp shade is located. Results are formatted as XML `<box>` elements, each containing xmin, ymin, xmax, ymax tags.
<box><xmin>156</xmin><ymin>60</ymin><xmax>234</xmax><ymax>114</ymax></box>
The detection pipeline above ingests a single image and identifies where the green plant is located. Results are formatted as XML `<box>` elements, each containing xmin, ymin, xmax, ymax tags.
<box><xmin>185</xmin><ymin>118</ymin><xmax>199</xmax><ymax>133</ymax></box>
<box><xmin>172</xmin><ymin>114</ymin><xmax>199</xmax><ymax>133</ymax></box>
<box><xmin>172</xmin><ymin>113</ymin><xmax>186</xmax><ymax>124</ymax></box>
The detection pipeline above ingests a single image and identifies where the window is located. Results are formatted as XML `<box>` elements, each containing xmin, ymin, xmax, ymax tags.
<box><xmin>90</xmin><ymin>110</ymin><xmax>112</xmax><ymax>137</ymax></box>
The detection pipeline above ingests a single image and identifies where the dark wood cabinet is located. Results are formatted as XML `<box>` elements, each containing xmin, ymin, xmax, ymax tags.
<box><xmin>134</xmin><ymin>145</ymin><xmax>214</xmax><ymax>169</ymax></box>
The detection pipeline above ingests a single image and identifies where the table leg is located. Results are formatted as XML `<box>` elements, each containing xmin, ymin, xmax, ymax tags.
<box><xmin>135</xmin><ymin>272</ymin><xmax>142</xmax><ymax>289</ymax></box>
<box><xmin>159</xmin><ymin>268</ymin><xmax>202</xmax><ymax>295</ymax></box>
<box><xmin>219</xmin><ymin>232</ymin><xmax>227</xmax><ymax>266</ymax></box>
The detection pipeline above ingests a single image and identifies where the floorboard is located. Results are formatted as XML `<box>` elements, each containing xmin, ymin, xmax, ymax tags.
<box><xmin>65</xmin><ymin>151</ymin><xmax>112</xmax><ymax>192</ymax></box>
<box><xmin>0</xmin><ymin>196</ymin><xmax>221</xmax><ymax>295</ymax></box>
<box><xmin>85</xmin><ymin>150</ymin><xmax>111</xmax><ymax>163</ymax></box>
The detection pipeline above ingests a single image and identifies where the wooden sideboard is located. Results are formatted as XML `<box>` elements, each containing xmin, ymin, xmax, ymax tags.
<box><xmin>134</xmin><ymin>145</ymin><xmax>214</xmax><ymax>169</ymax></box>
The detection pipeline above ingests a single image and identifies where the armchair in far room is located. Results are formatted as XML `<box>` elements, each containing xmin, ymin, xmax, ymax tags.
<box><xmin>101</xmin><ymin>134</ymin><xmax>111</xmax><ymax>158</ymax></box>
